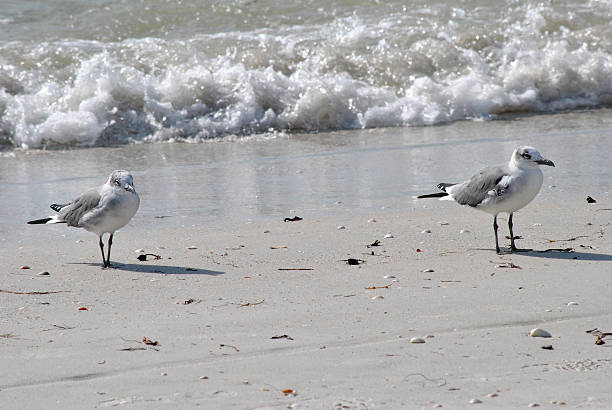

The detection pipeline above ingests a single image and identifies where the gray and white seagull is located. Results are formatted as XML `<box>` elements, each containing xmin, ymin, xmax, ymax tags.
<box><xmin>417</xmin><ymin>146</ymin><xmax>555</xmax><ymax>253</ymax></box>
<box><xmin>28</xmin><ymin>170</ymin><xmax>140</xmax><ymax>267</ymax></box>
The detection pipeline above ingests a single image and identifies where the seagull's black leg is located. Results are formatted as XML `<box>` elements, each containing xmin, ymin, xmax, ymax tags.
<box><xmin>106</xmin><ymin>233</ymin><xmax>114</xmax><ymax>268</ymax></box>
<box><xmin>509</xmin><ymin>213</ymin><xmax>532</xmax><ymax>252</ymax></box>
<box><xmin>99</xmin><ymin>235</ymin><xmax>108</xmax><ymax>268</ymax></box>
<box><xmin>493</xmin><ymin>215</ymin><xmax>501</xmax><ymax>254</ymax></box>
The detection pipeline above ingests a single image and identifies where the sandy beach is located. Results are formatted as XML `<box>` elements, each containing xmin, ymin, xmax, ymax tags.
<box><xmin>2</xmin><ymin>111</ymin><xmax>612</xmax><ymax>409</ymax></box>
<box><xmin>3</xmin><ymin>0</ymin><xmax>612</xmax><ymax>407</ymax></box>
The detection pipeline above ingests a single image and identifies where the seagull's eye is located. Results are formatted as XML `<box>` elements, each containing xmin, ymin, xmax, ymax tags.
<box><xmin>114</xmin><ymin>179</ymin><xmax>121</xmax><ymax>186</ymax></box>
<box><xmin>521</xmin><ymin>152</ymin><xmax>531</xmax><ymax>159</ymax></box>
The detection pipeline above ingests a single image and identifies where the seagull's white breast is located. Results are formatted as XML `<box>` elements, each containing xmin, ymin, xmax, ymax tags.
<box><xmin>83</xmin><ymin>187</ymin><xmax>140</xmax><ymax>236</ymax></box>
<box><xmin>478</xmin><ymin>167</ymin><xmax>543</xmax><ymax>215</ymax></box>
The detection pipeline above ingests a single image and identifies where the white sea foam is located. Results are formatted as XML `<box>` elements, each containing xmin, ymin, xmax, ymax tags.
<box><xmin>1</xmin><ymin>0</ymin><xmax>611</xmax><ymax>149</ymax></box>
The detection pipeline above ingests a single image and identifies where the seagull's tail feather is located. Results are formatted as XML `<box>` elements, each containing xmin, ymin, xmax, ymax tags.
<box><xmin>417</xmin><ymin>192</ymin><xmax>449</xmax><ymax>199</ymax></box>
<box><xmin>27</xmin><ymin>217</ymin><xmax>66</xmax><ymax>225</ymax></box>
<box><xmin>417</xmin><ymin>182</ymin><xmax>457</xmax><ymax>199</ymax></box>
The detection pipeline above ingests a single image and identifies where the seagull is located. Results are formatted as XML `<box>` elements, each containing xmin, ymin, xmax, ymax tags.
<box><xmin>28</xmin><ymin>170</ymin><xmax>140</xmax><ymax>268</ymax></box>
<box><xmin>417</xmin><ymin>146</ymin><xmax>554</xmax><ymax>254</ymax></box>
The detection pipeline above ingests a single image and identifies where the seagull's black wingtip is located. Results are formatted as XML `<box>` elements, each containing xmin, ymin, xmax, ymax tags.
<box><xmin>27</xmin><ymin>217</ymin><xmax>53</xmax><ymax>225</ymax></box>
<box><xmin>417</xmin><ymin>192</ymin><xmax>449</xmax><ymax>199</ymax></box>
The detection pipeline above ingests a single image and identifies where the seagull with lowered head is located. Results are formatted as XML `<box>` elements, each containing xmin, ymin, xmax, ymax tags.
<box><xmin>28</xmin><ymin>170</ymin><xmax>140</xmax><ymax>268</ymax></box>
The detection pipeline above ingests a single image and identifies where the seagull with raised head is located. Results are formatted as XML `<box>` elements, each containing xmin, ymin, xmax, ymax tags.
<box><xmin>28</xmin><ymin>170</ymin><xmax>140</xmax><ymax>267</ymax></box>
<box><xmin>417</xmin><ymin>146</ymin><xmax>555</xmax><ymax>253</ymax></box>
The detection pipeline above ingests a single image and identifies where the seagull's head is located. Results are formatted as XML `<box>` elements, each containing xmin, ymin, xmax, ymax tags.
<box><xmin>511</xmin><ymin>146</ymin><xmax>555</xmax><ymax>169</ymax></box>
<box><xmin>108</xmin><ymin>170</ymin><xmax>136</xmax><ymax>193</ymax></box>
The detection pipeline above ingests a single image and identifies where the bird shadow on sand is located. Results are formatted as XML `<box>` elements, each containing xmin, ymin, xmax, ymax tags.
<box><xmin>70</xmin><ymin>262</ymin><xmax>224</xmax><ymax>275</ymax></box>
<box><xmin>521</xmin><ymin>249</ymin><xmax>612</xmax><ymax>261</ymax></box>
<box><xmin>473</xmin><ymin>248</ymin><xmax>612</xmax><ymax>261</ymax></box>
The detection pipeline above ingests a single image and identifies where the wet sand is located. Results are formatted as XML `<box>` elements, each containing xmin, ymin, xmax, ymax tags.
<box><xmin>1</xmin><ymin>110</ymin><xmax>612</xmax><ymax>408</ymax></box>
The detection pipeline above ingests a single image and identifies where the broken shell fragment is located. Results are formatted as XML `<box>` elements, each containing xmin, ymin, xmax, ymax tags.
<box><xmin>37</xmin><ymin>271</ymin><xmax>50</xmax><ymax>276</ymax></box>
<box><xmin>410</xmin><ymin>337</ymin><xmax>426</xmax><ymax>344</ymax></box>
<box><xmin>384</xmin><ymin>233</ymin><xmax>394</xmax><ymax>238</ymax></box>
<box><xmin>530</xmin><ymin>328</ymin><xmax>552</xmax><ymax>338</ymax></box>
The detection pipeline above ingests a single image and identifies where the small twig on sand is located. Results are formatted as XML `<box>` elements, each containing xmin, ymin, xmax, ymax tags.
<box><xmin>0</xmin><ymin>289</ymin><xmax>70</xmax><ymax>295</ymax></box>
<box><xmin>235</xmin><ymin>299</ymin><xmax>264</xmax><ymax>307</ymax></box>
<box><xmin>220</xmin><ymin>343</ymin><xmax>239</xmax><ymax>352</ymax></box>
<box><xmin>42</xmin><ymin>324</ymin><xmax>75</xmax><ymax>332</ymax></box>
<box><xmin>271</xmin><ymin>334</ymin><xmax>294</xmax><ymax>340</ymax></box>
<box><xmin>546</xmin><ymin>236</ymin><xmax>589</xmax><ymax>243</ymax></box>
<box><xmin>534</xmin><ymin>248</ymin><xmax>574</xmax><ymax>253</ymax></box>
<box><xmin>365</xmin><ymin>283</ymin><xmax>393</xmax><ymax>290</ymax></box>
<box><xmin>493</xmin><ymin>262</ymin><xmax>522</xmax><ymax>269</ymax></box>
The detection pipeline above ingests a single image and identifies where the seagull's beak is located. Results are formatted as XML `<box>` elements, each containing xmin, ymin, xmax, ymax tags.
<box><xmin>536</xmin><ymin>158</ymin><xmax>555</xmax><ymax>167</ymax></box>
<box><xmin>124</xmin><ymin>184</ymin><xmax>135</xmax><ymax>192</ymax></box>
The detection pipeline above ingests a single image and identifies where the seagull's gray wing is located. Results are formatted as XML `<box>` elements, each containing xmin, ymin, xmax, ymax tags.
<box><xmin>451</xmin><ymin>165</ymin><xmax>509</xmax><ymax>207</ymax></box>
<box><xmin>58</xmin><ymin>188</ymin><xmax>103</xmax><ymax>227</ymax></box>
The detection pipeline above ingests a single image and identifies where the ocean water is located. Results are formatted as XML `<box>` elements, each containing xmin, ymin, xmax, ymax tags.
<box><xmin>1</xmin><ymin>0</ymin><xmax>611</xmax><ymax>149</ymax></box>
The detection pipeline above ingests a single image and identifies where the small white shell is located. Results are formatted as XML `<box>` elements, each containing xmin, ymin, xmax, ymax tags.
<box><xmin>469</xmin><ymin>398</ymin><xmax>482</xmax><ymax>404</ymax></box>
<box><xmin>336</xmin><ymin>225</ymin><xmax>346</xmax><ymax>230</ymax></box>
<box><xmin>384</xmin><ymin>233</ymin><xmax>394</xmax><ymax>238</ymax></box>
<box><xmin>567</xmin><ymin>301</ymin><xmax>579</xmax><ymax>306</ymax></box>
<box><xmin>438</xmin><ymin>221</ymin><xmax>449</xmax><ymax>225</ymax></box>
<box><xmin>37</xmin><ymin>271</ymin><xmax>50</xmax><ymax>276</ymax></box>
<box><xmin>368</xmin><ymin>218</ymin><xmax>377</xmax><ymax>223</ymax></box>
<box><xmin>383</xmin><ymin>275</ymin><xmax>396</xmax><ymax>279</ymax></box>
<box><xmin>421</xmin><ymin>229</ymin><xmax>432</xmax><ymax>234</ymax></box>
<box><xmin>460</xmin><ymin>229</ymin><xmax>471</xmax><ymax>234</ymax></box>
<box><xmin>371</xmin><ymin>295</ymin><xmax>384</xmax><ymax>300</ymax></box>
<box><xmin>530</xmin><ymin>328</ymin><xmax>552</xmax><ymax>338</ymax></box>
<box><xmin>423</xmin><ymin>268</ymin><xmax>434</xmax><ymax>273</ymax></box>
<box><xmin>410</xmin><ymin>337</ymin><xmax>426</xmax><ymax>344</ymax></box>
